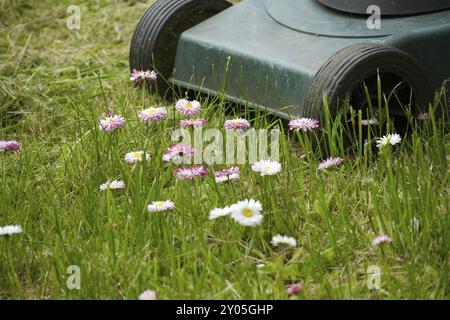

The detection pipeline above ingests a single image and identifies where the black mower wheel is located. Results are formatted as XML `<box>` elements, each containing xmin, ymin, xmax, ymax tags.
<box><xmin>303</xmin><ymin>43</ymin><xmax>432</xmax><ymax>130</ymax></box>
<box><xmin>129</xmin><ymin>0</ymin><xmax>232</xmax><ymax>96</ymax></box>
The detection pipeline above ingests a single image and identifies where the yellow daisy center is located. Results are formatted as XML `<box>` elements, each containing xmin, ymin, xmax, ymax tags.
<box><xmin>147</xmin><ymin>109</ymin><xmax>156</xmax><ymax>114</ymax></box>
<box><xmin>243</xmin><ymin>208</ymin><xmax>253</xmax><ymax>217</ymax></box>
<box><xmin>132</xmin><ymin>152</ymin><xmax>142</xmax><ymax>158</ymax></box>
<box><xmin>156</xmin><ymin>202</ymin><xmax>164</xmax><ymax>207</ymax></box>
<box><xmin>262</xmin><ymin>166</ymin><xmax>272</xmax><ymax>172</ymax></box>
<box><xmin>185</xmin><ymin>103</ymin><xmax>193</xmax><ymax>109</ymax></box>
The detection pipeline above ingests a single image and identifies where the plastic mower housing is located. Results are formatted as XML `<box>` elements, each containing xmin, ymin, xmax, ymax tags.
<box><xmin>130</xmin><ymin>0</ymin><xmax>450</xmax><ymax>120</ymax></box>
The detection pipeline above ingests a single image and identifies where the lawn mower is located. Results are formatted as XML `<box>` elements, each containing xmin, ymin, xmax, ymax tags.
<box><xmin>129</xmin><ymin>0</ymin><xmax>450</xmax><ymax>121</ymax></box>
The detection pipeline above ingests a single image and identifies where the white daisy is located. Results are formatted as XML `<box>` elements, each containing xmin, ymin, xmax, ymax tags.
<box><xmin>251</xmin><ymin>160</ymin><xmax>282</xmax><ymax>176</ymax></box>
<box><xmin>147</xmin><ymin>200</ymin><xmax>175</xmax><ymax>212</ymax></box>
<box><xmin>0</xmin><ymin>225</ymin><xmax>23</xmax><ymax>236</ymax></box>
<box><xmin>361</xmin><ymin>118</ymin><xmax>379</xmax><ymax>126</ymax></box>
<box><xmin>271</xmin><ymin>235</ymin><xmax>297</xmax><ymax>247</ymax></box>
<box><xmin>209</xmin><ymin>207</ymin><xmax>231</xmax><ymax>220</ymax></box>
<box><xmin>124</xmin><ymin>151</ymin><xmax>151</xmax><ymax>164</ymax></box>
<box><xmin>99</xmin><ymin>180</ymin><xmax>125</xmax><ymax>191</ymax></box>
<box><xmin>138</xmin><ymin>289</ymin><xmax>157</xmax><ymax>300</ymax></box>
<box><xmin>229</xmin><ymin>199</ymin><xmax>263</xmax><ymax>226</ymax></box>
<box><xmin>417</xmin><ymin>112</ymin><xmax>429</xmax><ymax>120</ymax></box>
<box><xmin>409</xmin><ymin>217</ymin><xmax>420</xmax><ymax>232</ymax></box>
<box><xmin>376</xmin><ymin>133</ymin><xmax>402</xmax><ymax>149</ymax></box>
<box><xmin>215</xmin><ymin>173</ymin><xmax>240</xmax><ymax>183</ymax></box>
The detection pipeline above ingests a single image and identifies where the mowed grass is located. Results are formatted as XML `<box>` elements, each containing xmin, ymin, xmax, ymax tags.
<box><xmin>1</xmin><ymin>0</ymin><xmax>450</xmax><ymax>299</ymax></box>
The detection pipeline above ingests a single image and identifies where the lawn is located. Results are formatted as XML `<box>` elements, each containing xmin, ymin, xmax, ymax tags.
<box><xmin>1</xmin><ymin>0</ymin><xmax>449</xmax><ymax>299</ymax></box>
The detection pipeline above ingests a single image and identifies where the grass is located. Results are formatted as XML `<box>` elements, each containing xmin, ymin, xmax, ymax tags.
<box><xmin>1</xmin><ymin>0</ymin><xmax>449</xmax><ymax>299</ymax></box>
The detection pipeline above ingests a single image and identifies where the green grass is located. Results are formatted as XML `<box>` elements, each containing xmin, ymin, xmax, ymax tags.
<box><xmin>1</xmin><ymin>0</ymin><xmax>449</xmax><ymax>299</ymax></box>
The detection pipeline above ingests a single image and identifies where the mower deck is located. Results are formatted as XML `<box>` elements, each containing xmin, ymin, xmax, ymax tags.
<box><xmin>170</xmin><ymin>0</ymin><xmax>450</xmax><ymax>118</ymax></box>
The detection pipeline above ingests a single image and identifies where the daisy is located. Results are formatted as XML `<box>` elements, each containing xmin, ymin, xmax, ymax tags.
<box><xmin>130</xmin><ymin>69</ymin><xmax>142</xmax><ymax>82</ymax></box>
<box><xmin>142</xmin><ymin>70</ymin><xmax>158</xmax><ymax>80</ymax></box>
<box><xmin>0</xmin><ymin>225</ymin><xmax>23</xmax><ymax>236</ymax></box>
<box><xmin>318</xmin><ymin>157</ymin><xmax>343</xmax><ymax>170</ymax></box>
<box><xmin>229</xmin><ymin>199</ymin><xmax>263</xmax><ymax>227</ymax></box>
<box><xmin>147</xmin><ymin>200</ymin><xmax>175</xmax><ymax>212</ymax></box>
<box><xmin>214</xmin><ymin>167</ymin><xmax>240</xmax><ymax>183</ymax></box>
<box><xmin>376</xmin><ymin>133</ymin><xmax>402</xmax><ymax>149</ymax></box>
<box><xmin>99</xmin><ymin>111</ymin><xmax>126</xmax><ymax>132</ymax></box>
<box><xmin>372</xmin><ymin>235</ymin><xmax>392</xmax><ymax>246</ymax></box>
<box><xmin>124</xmin><ymin>151</ymin><xmax>151</xmax><ymax>164</ymax></box>
<box><xmin>251</xmin><ymin>160</ymin><xmax>282</xmax><ymax>176</ymax></box>
<box><xmin>288</xmin><ymin>118</ymin><xmax>319</xmax><ymax>132</ymax></box>
<box><xmin>175</xmin><ymin>166</ymin><xmax>208</xmax><ymax>180</ymax></box>
<box><xmin>209</xmin><ymin>206</ymin><xmax>231</xmax><ymax>220</ymax></box>
<box><xmin>138</xmin><ymin>107</ymin><xmax>167</xmax><ymax>123</ymax></box>
<box><xmin>162</xmin><ymin>144</ymin><xmax>195</xmax><ymax>163</ymax></box>
<box><xmin>138</xmin><ymin>289</ymin><xmax>157</xmax><ymax>300</ymax></box>
<box><xmin>215</xmin><ymin>173</ymin><xmax>240</xmax><ymax>183</ymax></box>
<box><xmin>224</xmin><ymin>118</ymin><xmax>250</xmax><ymax>130</ymax></box>
<box><xmin>99</xmin><ymin>180</ymin><xmax>125</xmax><ymax>191</ymax></box>
<box><xmin>361</xmin><ymin>118</ymin><xmax>379</xmax><ymax>125</ymax></box>
<box><xmin>176</xmin><ymin>99</ymin><xmax>201</xmax><ymax>116</ymax></box>
<box><xmin>0</xmin><ymin>140</ymin><xmax>21</xmax><ymax>152</ymax></box>
<box><xmin>409</xmin><ymin>217</ymin><xmax>420</xmax><ymax>232</ymax></box>
<box><xmin>130</xmin><ymin>69</ymin><xmax>157</xmax><ymax>86</ymax></box>
<box><xmin>271</xmin><ymin>235</ymin><xmax>297</xmax><ymax>247</ymax></box>
<box><xmin>180</xmin><ymin>119</ymin><xmax>206</xmax><ymax>128</ymax></box>
<box><xmin>287</xmin><ymin>283</ymin><xmax>303</xmax><ymax>295</ymax></box>
<box><xmin>417</xmin><ymin>112</ymin><xmax>429</xmax><ymax>120</ymax></box>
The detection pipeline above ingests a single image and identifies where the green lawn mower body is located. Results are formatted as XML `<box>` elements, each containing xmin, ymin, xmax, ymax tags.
<box><xmin>130</xmin><ymin>0</ymin><xmax>450</xmax><ymax>119</ymax></box>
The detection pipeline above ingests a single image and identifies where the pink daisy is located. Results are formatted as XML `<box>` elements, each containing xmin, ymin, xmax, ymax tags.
<box><xmin>138</xmin><ymin>107</ymin><xmax>167</xmax><ymax>123</ymax></box>
<box><xmin>214</xmin><ymin>167</ymin><xmax>240</xmax><ymax>183</ymax></box>
<box><xmin>224</xmin><ymin>118</ymin><xmax>250</xmax><ymax>130</ymax></box>
<box><xmin>99</xmin><ymin>110</ymin><xmax>126</xmax><ymax>132</ymax></box>
<box><xmin>175</xmin><ymin>99</ymin><xmax>201</xmax><ymax>116</ymax></box>
<box><xmin>0</xmin><ymin>140</ymin><xmax>21</xmax><ymax>152</ymax></box>
<box><xmin>162</xmin><ymin>144</ymin><xmax>195</xmax><ymax>163</ymax></box>
<box><xmin>318</xmin><ymin>157</ymin><xmax>343</xmax><ymax>170</ymax></box>
<box><xmin>180</xmin><ymin>119</ymin><xmax>206</xmax><ymax>128</ymax></box>
<box><xmin>174</xmin><ymin>166</ymin><xmax>209</xmax><ymax>180</ymax></box>
<box><xmin>287</xmin><ymin>283</ymin><xmax>303</xmax><ymax>295</ymax></box>
<box><xmin>372</xmin><ymin>235</ymin><xmax>392</xmax><ymax>246</ymax></box>
<box><xmin>288</xmin><ymin>118</ymin><xmax>319</xmax><ymax>132</ymax></box>
<box><xmin>130</xmin><ymin>69</ymin><xmax>157</xmax><ymax>86</ymax></box>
